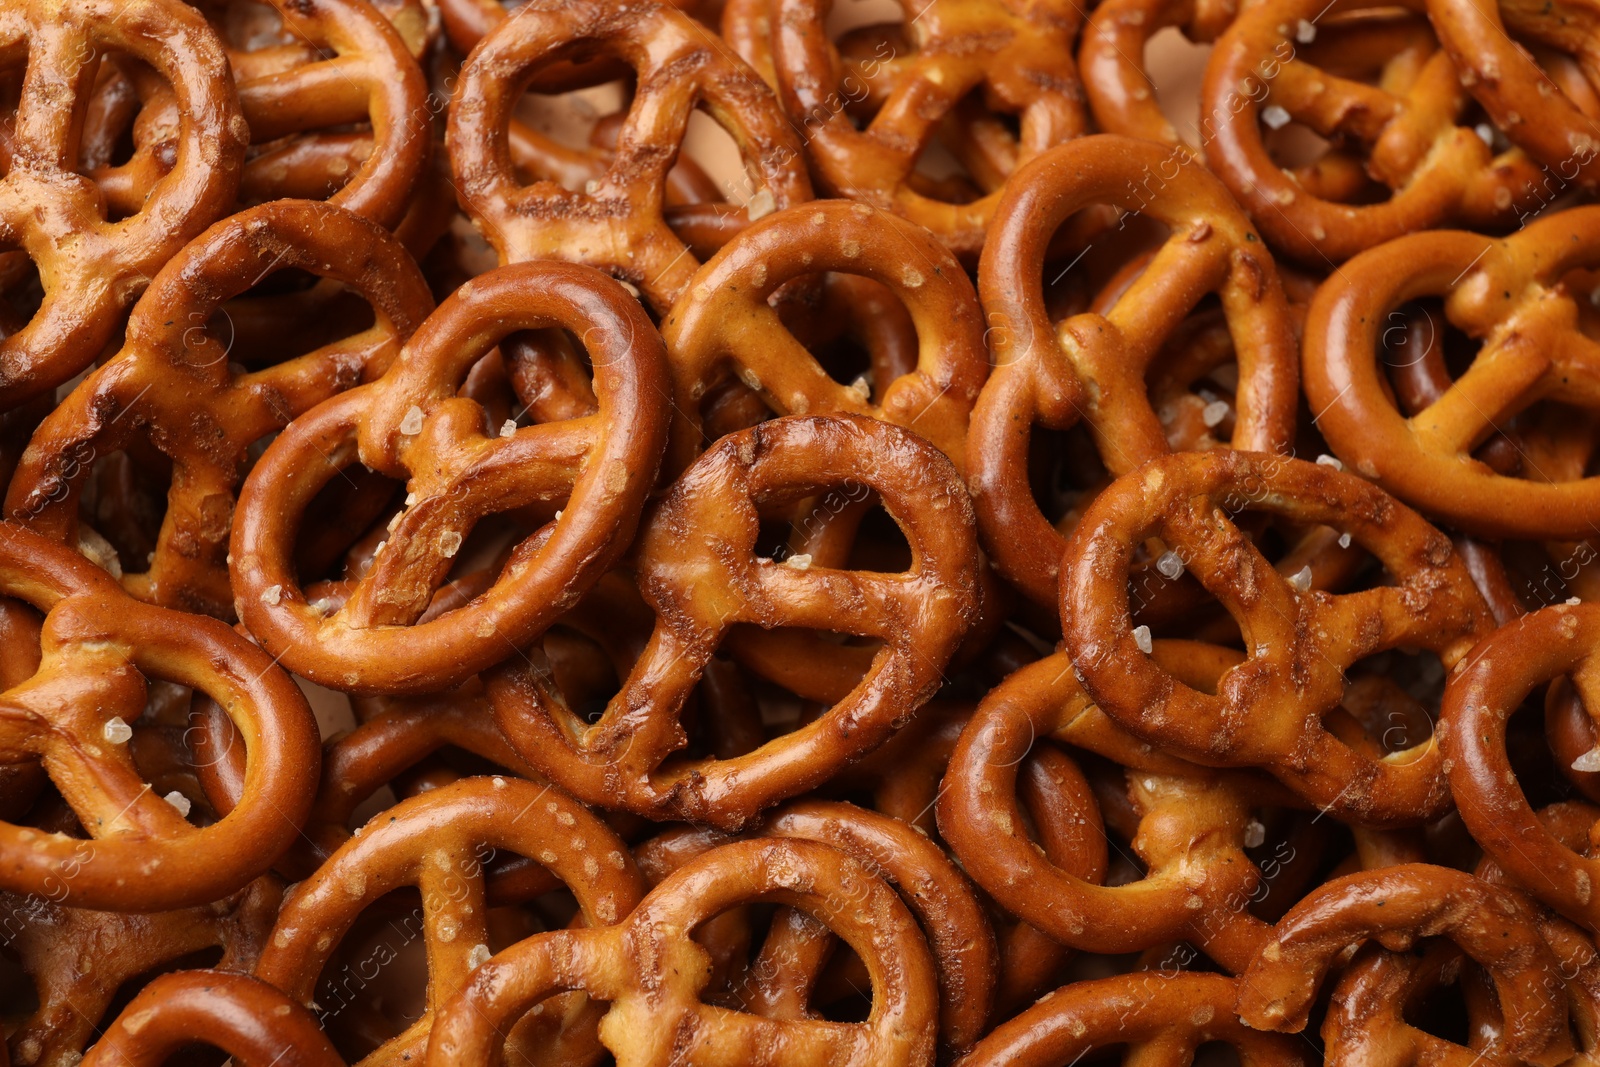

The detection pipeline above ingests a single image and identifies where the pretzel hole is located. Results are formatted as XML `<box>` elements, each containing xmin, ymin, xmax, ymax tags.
<box><xmin>1330</xmin><ymin>654</ymin><xmax>1443</xmax><ymax>763</ymax></box>
<box><xmin>1145</xmin><ymin>27</ymin><xmax>1211</xmax><ymax>150</ymax></box>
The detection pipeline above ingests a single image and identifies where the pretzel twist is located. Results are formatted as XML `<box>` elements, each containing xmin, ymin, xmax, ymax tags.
<box><xmin>766</xmin><ymin>0</ymin><xmax>1086</xmax><ymax>258</ymax></box>
<box><xmin>1063</xmin><ymin>450</ymin><xmax>1492</xmax><ymax>825</ymax></box>
<box><xmin>7</xmin><ymin>199</ymin><xmax>433</xmax><ymax>618</ymax></box>
<box><xmin>1305</xmin><ymin>205</ymin><xmax>1600</xmax><ymax>540</ymax></box>
<box><xmin>971</xmin><ymin>136</ymin><xmax>1298</xmax><ymax>607</ymax></box>
<box><xmin>488</xmin><ymin>414</ymin><xmax>979</xmax><ymax>829</ymax></box>
<box><xmin>0</xmin><ymin>0</ymin><xmax>249</xmax><ymax>408</ymax></box>
<box><xmin>662</xmin><ymin>200</ymin><xmax>987</xmax><ymax>472</ymax></box>
<box><xmin>232</xmin><ymin>261</ymin><xmax>668</xmax><ymax>694</ymax></box>
<box><xmin>447</xmin><ymin>0</ymin><xmax>810</xmax><ymax>311</ymax></box>
<box><xmin>427</xmin><ymin>837</ymin><xmax>939</xmax><ymax>1067</ymax></box>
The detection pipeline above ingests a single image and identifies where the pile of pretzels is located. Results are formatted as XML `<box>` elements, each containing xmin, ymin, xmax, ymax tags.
<box><xmin>0</xmin><ymin>0</ymin><xmax>1597</xmax><ymax>1063</ymax></box>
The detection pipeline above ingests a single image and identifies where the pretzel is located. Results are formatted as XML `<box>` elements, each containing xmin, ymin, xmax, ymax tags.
<box><xmin>1237</xmin><ymin>863</ymin><xmax>1576</xmax><ymax>1065</ymax></box>
<box><xmin>1305</xmin><ymin>206</ymin><xmax>1600</xmax><ymax>541</ymax></box>
<box><xmin>82</xmin><ymin>971</ymin><xmax>342</xmax><ymax>1067</ymax></box>
<box><xmin>427</xmin><ymin>837</ymin><xmax>938</xmax><ymax>1067</ymax></box>
<box><xmin>231</xmin><ymin>260</ymin><xmax>668</xmax><ymax>694</ymax></box>
<box><xmin>6</xmin><ymin>199</ymin><xmax>432</xmax><ymax>618</ymax></box>
<box><xmin>0</xmin><ymin>522</ymin><xmax>318</xmax><ymax>911</ymax></box>
<box><xmin>254</xmin><ymin>776</ymin><xmax>644</xmax><ymax>1062</ymax></box>
<box><xmin>1201</xmin><ymin>0</ymin><xmax>1547</xmax><ymax>263</ymax></box>
<box><xmin>447</xmin><ymin>0</ymin><xmax>811</xmax><ymax>311</ymax></box>
<box><xmin>1443</xmin><ymin>602</ymin><xmax>1600</xmax><ymax>929</ymax></box>
<box><xmin>1063</xmin><ymin>449</ymin><xmax>1493</xmax><ymax>825</ymax></box>
<box><xmin>0</xmin><ymin>0</ymin><xmax>249</xmax><ymax>409</ymax></box>
<box><xmin>762</xmin><ymin>0</ymin><xmax>1086</xmax><ymax>258</ymax></box>
<box><xmin>968</xmin><ymin>136</ymin><xmax>1297</xmax><ymax>609</ymax></box>
<box><xmin>487</xmin><ymin>414</ymin><xmax>979</xmax><ymax>829</ymax></box>
<box><xmin>1081</xmin><ymin>0</ymin><xmax>1240</xmax><ymax>146</ymax></box>
<box><xmin>662</xmin><ymin>200</ymin><xmax>987</xmax><ymax>473</ymax></box>
<box><xmin>1430</xmin><ymin>0</ymin><xmax>1600</xmax><ymax>190</ymax></box>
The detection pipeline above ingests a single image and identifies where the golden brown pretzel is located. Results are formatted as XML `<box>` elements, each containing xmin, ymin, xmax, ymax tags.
<box><xmin>1201</xmin><ymin>0</ymin><xmax>1545</xmax><ymax>263</ymax></box>
<box><xmin>1305</xmin><ymin>205</ymin><xmax>1600</xmax><ymax>540</ymax></box>
<box><xmin>0</xmin><ymin>522</ymin><xmax>319</xmax><ymax>911</ymax></box>
<box><xmin>1063</xmin><ymin>450</ymin><xmax>1493</xmax><ymax>825</ymax></box>
<box><xmin>1081</xmin><ymin>0</ymin><xmax>1240</xmax><ymax>145</ymax></box>
<box><xmin>254</xmin><ymin>776</ymin><xmax>646</xmax><ymax>1065</ymax></box>
<box><xmin>82</xmin><ymin>971</ymin><xmax>342</xmax><ymax>1067</ymax></box>
<box><xmin>447</xmin><ymin>0</ymin><xmax>810</xmax><ymax>311</ymax></box>
<box><xmin>231</xmin><ymin>260</ymin><xmax>668</xmax><ymax>694</ymax></box>
<box><xmin>662</xmin><ymin>200</ymin><xmax>987</xmax><ymax>473</ymax></box>
<box><xmin>959</xmin><ymin>971</ymin><xmax>1304</xmax><ymax>1066</ymax></box>
<box><xmin>0</xmin><ymin>0</ymin><xmax>248</xmax><ymax>408</ymax></box>
<box><xmin>970</xmin><ymin>135</ymin><xmax>1298</xmax><ymax>608</ymax></box>
<box><xmin>488</xmin><ymin>414</ymin><xmax>979</xmax><ymax>829</ymax></box>
<box><xmin>7</xmin><ymin>199</ymin><xmax>433</xmax><ymax>618</ymax></box>
<box><xmin>765</xmin><ymin>0</ymin><xmax>1087</xmax><ymax>258</ymax></box>
<box><xmin>426</xmin><ymin>837</ymin><xmax>939</xmax><ymax>1067</ymax></box>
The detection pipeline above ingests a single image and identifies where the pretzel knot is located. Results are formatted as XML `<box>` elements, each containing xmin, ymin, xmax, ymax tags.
<box><xmin>1201</xmin><ymin>0</ymin><xmax>1546</xmax><ymax>262</ymax></box>
<box><xmin>427</xmin><ymin>837</ymin><xmax>939</xmax><ymax>1067</ymax></box>
<box><xmin>970</xmin><ymin>135</ymin><xmax>1298</xmax><ymax>608</ymax></box>
<box><xmin>7</xmin><ymin>199</ymin><xmax>433</xmax><ymax>619</ymax></box>
<box><xmin>0</xmin><ymin>522</ymin><xmax>319</xmax><ymax>911</ymax></box>
<box><xmin>255</xmin><ymin>776</ymin><xmax>646</xmax><ymax>1062</ymax></box>
<box><xmin>764</xmin><ymin>0</ymin><xmax>1086</xmax><ymax>258</ymax></box>
<box><xmin>84</xmin><ymin>971</ymin><xmax>341</xmax><ymax>1067</ymax></box>
<box><xmin>0</xmin><ymin>0</ymin><xmax>249</xmax><ymax>408</ymax></box>
<box><xmin>447</xmin><ymin>0</ymin><xmax>810</xmax><ymax>311</ymax></box>
<box><xmin>488</xmin><ymin>414</ymin><xmax>979</xmax><ymax>829</ymax></box>
<box><xmin>1306</xmin><ymin>205</ymin><xmax>1600</xmax><ymax>541</ymax></box>
<box><xmin>1237</xmin><ymin>864</ymin><xmax>1576</xmax><ymax>1066</ymax></box>
<box><xmin>1062</xmin><ymin>449</ymin><xmax>1493</xmax><ymax>825</ymax></box>
<box><xmin>231</xmin><ymin>260</ymin><xmax>668</xmax><ymax>695</ymax></box>
<box><xmin>1445</xmin><ymin>602</ymin><xmax>1600</xmax><ymax>929</ymax></box>
<box><xmin>662</xmin><ymin>200</ymin><xmax>987</xmax><ymax>473</ymax></box>
<box><xmin>959</xmin><ymin>972</ymin><xmax>1304</xmax><ymax>1066</ymax></box>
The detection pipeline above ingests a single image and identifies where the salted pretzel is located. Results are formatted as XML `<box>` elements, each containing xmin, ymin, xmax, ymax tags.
<box><xmin>427</xmin><ymin>837</ymin><xmax>938</xmax><ymax>1067</ymax></box>
<box><xmin>1443</xmin><ymin>602</ymin><xmax>1600</xmax><ymax>929</ymax></box>
<box><xmin>0</xmin><ymin>0</ymin><xmax>249</xmax><ymax>409</ymax></box>
<box><xmin>3</xmin><ymin>877</ymin><xmax>280</xmax><ymax>1067</ymax></box>
<box><xmin>6</xmin><ymin>199</ymin><xmax>432</xmax><ymax>619</ymax></box>
<box><xmin>487</xmin><ymin>414</ymin><xmax>979</xmax><ymax>829</ymax></box>
<box><xmin>254</xmin><ymin>776</ymin><xmax>645</xmax><ymax>1064</ymax></box>
<box><xmin>1430</xmin><ymin>0</ymin><xmax>1600</xmax><ymax>190</ymax></box>
<box><xmin>1237</xmin><ymin>863</ymin><xmax>1577</xmax><ymax>1065</ymax></box>
<box><xmin>232</xmin><ymin>260</ymin><xmax>668</xmax><ymax>694</ymax></box>
<box><xmin>1305</xmin><ymin>205</ymin><xmax>1600</xmax><ymax>541</ymax></box>
<box><xmin>1201</xmin><ymin>0</ymin><xmax>1546</xmax><ymax>263</ymax></box>
<box><xmin>0</xmin><ymin>522</ymin><xmax>318</xmax><ymax>911</ymax></box>
<box><xmin>959</xmin><ymin>972</ymin><xmax>1302</xmax><ymax>1066</ymax></box>
<box><xmin>761</xmin><ymin>0</ymin><xmax>1086</xmax><ymax>258</ymax></box>
<box><xmin>1081</xmin><ymin>0</ymin><xmax>1240</xmax><ymax>146</ymax></box>
<box><xmin>447</xmin><ymin>0</ymin><xmax>811</xmax><ymax>312</ymax></box>
<box><xmin>83</xmin><ymin>971</ymin><xmax>342</xmax><ymax>1067</ymax></box>
<box><xmin>662</xmin><ymin>200</ymin><xmax>987</xmax><ymax>472</ymax></box>
<box><xmin>971</xmin><ymin>135</ymin><xmax>1298</xmax><ymax>608</ymax></box>
<box><xmin>1063</xmin><ymin>450</ymin><xmax>1493</xmax><ymax>825</ymax></box>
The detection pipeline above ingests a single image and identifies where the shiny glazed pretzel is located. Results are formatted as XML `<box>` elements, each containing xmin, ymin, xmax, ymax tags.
<box><xmin>7</xmin><ymin>199</ymin><xmax>433</xmax><ymax>619</ymax></box>
<box><xmin>488</xmin><ymin>414</ymin><xmax>979</xmax><ymax>829</ymax></box>
<box><xmin>662</xmin><ymin>200</ymin><xmax>987</xmax><ymax>472</ymax></box>
<box><xmin>1201</xmin><ymin>0</ymin><xmax>1544</xmax><ymax>263</ymax></box>
<box><xmin>960</xmin><ymin>972</ymin><xmax>1304</xmax><ymax>1066</ymax></box>
<box><xmin>0</xmin><ymin>0</ymin><xmax>248</xmax><ymax>408</ymax></box>
<box><xmin>232</xmin><ymin>260</ymin><xmax>668</xmax><ymax>694</ymax></box>
<box><xmin>1444</xmin><ymin>602</ymin><xmax>1600</xmax><ymax>929</ymax></box>
<box><xmin>970</xmin><ymin>136</ymin><xmax>1298</xmax><ymax>608</ymax></box>
<box><xmin>1305</xmin><ymin>205</ymin><xmax>1600</xmax><ymax>541</ymax></box>
<box><xmin>1081</xmin><ymin>0</ymin><xmax>1240</xmax><ymax>146</ymax></box>
<box><xmin>254</xmin><ymin>776</ymin><xmax>646</xmax><ymax>1064</ymax></box>
<box><xmin>764</xmin><ymin>0</ymin><xmax>1087</xmax><ymax>258</ymax></box>
<box><xmin>1063</xmin><ymin>450</ymin><xmax>1493</xmax><ymax>825</ymax></box>
<box><xmin>447</xmin><ymin>0</ymin><xmax>811</xmax><ymax>311</ymax></box>
<box><xmin>0</xmin><ymin>522</ymin><xmax>319</xmax><ymax>911</ymax></box>
<box><xmin>426</xmin><ymin>837</ymin><xmax>939</xmax><ymax>1067</ymax></box>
